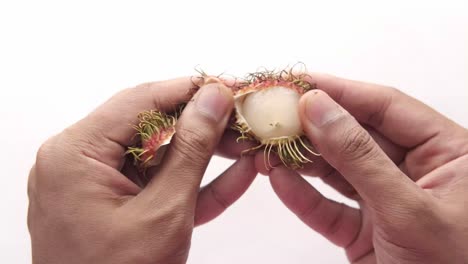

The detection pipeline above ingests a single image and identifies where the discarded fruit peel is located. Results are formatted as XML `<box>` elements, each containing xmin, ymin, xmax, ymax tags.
<box><xmin>126</xmin><ymin>110</ymin><xmax>178</xmax><ymax>169</ymax></box>
<box><xmin>127</xmin><ymin>67</ymin><xmax>320</xmax><ymax>172</ymax></box>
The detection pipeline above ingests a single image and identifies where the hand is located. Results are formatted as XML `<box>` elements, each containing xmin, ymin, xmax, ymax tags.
<box><xmin>27</xmin><ymin>78</ymin><xmax>257</xmax><ymax>264</ymax></box>
<box><xmin>261</xmin><ymin>74</ymin><xmax>468</xmax><ymax>263</ymax></box>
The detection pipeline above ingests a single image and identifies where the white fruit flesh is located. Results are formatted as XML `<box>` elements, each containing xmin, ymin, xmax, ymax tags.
<box><xmin>239</xmin><ymin>86</ymin><xmax>302</xmax><ymax>140</ymax></box>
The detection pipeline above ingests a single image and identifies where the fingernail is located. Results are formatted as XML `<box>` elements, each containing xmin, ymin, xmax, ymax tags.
<box><xmin>305</xmin><ymin>91</ymin><xmax>343</xmax><ymax>127</ymax></box>
<box><xmin>196</xmin><ymin>84</ymin><xmax>233</xmax><ymax>122</ymax></box>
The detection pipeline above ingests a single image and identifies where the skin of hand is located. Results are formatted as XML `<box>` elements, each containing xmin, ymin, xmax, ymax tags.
<box><xmin>256</xmin><ymin>74</ymin><xmax>468</xmax><ymax>263</ymax></box>
<box><xmin>27</xmin><ymin>78</ymin><xmax>257</xmax><ymax>264</ymax></box>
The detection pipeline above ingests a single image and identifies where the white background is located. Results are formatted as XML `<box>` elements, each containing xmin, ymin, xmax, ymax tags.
<box><xmin>1</xmin><ymin>0</ymin><xmax>467</xmax><ymax>263</ymax></box>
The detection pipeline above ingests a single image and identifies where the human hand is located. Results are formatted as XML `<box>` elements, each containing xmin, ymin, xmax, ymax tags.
<box><xmin>261</xmin><ymin>74</ymin><xmax>468</xmax><ymax>263</ymax></box>
<box><xmin>27</xmin><ymin>78</ymin><xmax>257</xmax><ymax>264</ymax></box>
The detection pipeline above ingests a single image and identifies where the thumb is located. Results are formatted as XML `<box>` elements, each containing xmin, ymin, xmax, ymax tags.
<box><xmin>299</xmin><ymin>90</ymin><xmax>420</xmax><ymax>209</ymax></box>
<box><xmin>138</xmin><ymin>83</ymin><xmax>234</xmax><ymax>208</ymax></box>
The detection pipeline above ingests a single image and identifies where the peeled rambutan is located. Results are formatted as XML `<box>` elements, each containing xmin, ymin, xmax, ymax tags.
<box><xmin>231</xmin><ymin>68</ymin><xmax>320</xmax><ymax>169</ymax></box>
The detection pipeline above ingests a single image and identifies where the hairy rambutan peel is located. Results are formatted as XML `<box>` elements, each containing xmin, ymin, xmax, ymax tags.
<box><xmin>127</xmin><ymin>74</ymin><xmax>228</xmax><ymax>173</ymax></box>
<box><xmin>126</xmin><ymin>110</ymin><xmax>177</xmax><ymax>169</ymax></box>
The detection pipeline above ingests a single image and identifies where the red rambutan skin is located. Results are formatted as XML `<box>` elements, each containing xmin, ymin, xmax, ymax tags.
<box><xmin>140</xmin><ymin>127</ymin><xmax>175</xmax><ymax>163</ymax></box>
<box><xmin>235</xmin><ymin>80</ymin><xmax>308</xmax><ymax>96</ymax></box>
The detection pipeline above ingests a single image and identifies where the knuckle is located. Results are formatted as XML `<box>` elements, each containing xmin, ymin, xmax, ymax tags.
<box><xmin>366</xmin><ymin>87</ymin><xmax>395</xmax><ymax>128</ymax></box>
<box><xmin>133</xmin><ymin>82</ymin><xmax>154</xmax><ymax>93</ymax></box>
<box><xmin>36</xmin><ymin>138</ymin><xmax>54</xmax><ymax>162</ymax></box>
<box><xmin>117</xmin><ymin>84</ymin><xmax>163</xmax><ymax>110</ymax></box>
<box><xmin>35</xmin><ymin>136</ymin><xmax>59</xmax><ymax>172</ymax></box>
<box><xmin>133</xmin><ymin>82</ymin><xmax>165</xmax><ymax>109</ymax></box>
<box><xmin>27</xmin><ymin>166</ymin><xmax>37</xmax><ymax>199</ymax></box>
<box><xmin>297</xmin><ymin>196</ymin><xmax>323</xmax><ymax>220</ymax></box>
<box><xmin>63</xmin><ymin>126</ymin><xmax>102</xmax><ymax>160</ymax></box>
<box><xmin>30</xmin><ymin>139</ymin><xmax>57</xmax><ymax>197</ymax></box>
<box><xmin>385</xmin><ymin>85</ymin><xmax>402</xmax><ymax>96</ymax></box>
<box><xmin>207</xmin><ymin>184</ymin><xmax>230</xmax><ymax>210</ymax></box>
<box><xmin>33</xmin><ymin>132</ymin><xmax>80</xmax><ymax>191</ymax></box>
<box><xmin>109</xmin><ymin>87</ymin><xmax>140</xmax><ymax>105</ymax></box>
<box><xmin>340</xmin><ymin>125</ymin><xmax>377</xmax><ymax>161</ymax></box>
<box><xmin>323</xmin><ymin>203</ymin><xmax>346</xmax><ymax>237</ymax></box>
<box><xmin>120</xmin><ymin>86</ymin><xmax>137</xmax><ymax>96</ymax></box>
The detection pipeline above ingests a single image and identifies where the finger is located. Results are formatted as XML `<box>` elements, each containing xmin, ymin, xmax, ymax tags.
<box><xmin>68</xmin><ymin>77</ymin><xmax>198</xmax><ymax>169</ymax></box>
<box><xmin>304</xmin><ymin>73</ymin><xmax>453</xmax><ymax>148</ymax></box>
<box><xmin>194</xmin><ymin>156</ymin><xmax>257</xmax><ymax>226</ymax></box>
<box><xmin>254</xmin><ymin>126</ymin><xmax>406</xmax><ymax>199</ymax></box>
<box><xmin>121</xmin><ymin>129</ymin><xmax>256</xmax><ymax>188</ymax></box>
<box><xmin>255</xmin><ymin>125</ymin><xmax>405</xmax><ymax>176</ymax></box>
<box><xmin>254</xmin><ymin>150</ymin><xmax>359</xmax><ymax>200</ymax></box>
<box><xmin>137</xmin><ymin>83</ymin><xmax>234</xmax><ymax>207</ymax></box>
<box><xmin>304</xmin><ymin>128</ymin><xmax>405</xmax><ymax>200</ymax></box>
<box><xmin>122</xmin><ymin>128</ymin><xmax>256</xmax><ymax>188</ymax></box>
<box><xmin>215</xmin><ymin>129</ymin><xmax>258</xmax><ymax>159</ymax></box>
<box><xmin>253</xmin><ymin>144</ymin><xmax>331</xmax><ymax>176</ymax></box>
<box><xmin>299</xmin><ymin>129</ymin><xmax>403</xmax><ymax>176</ymax></box>
<box><xmin>311</xmin><ymin>72</ymin><xmax>468</xmax><ymax>180</ymax></box>
<box><xmin>299</xmin><ymin>90</ymin><xmax>421</xmax><ymax>209</ymax></box>
<box><xmin>269</xmin><ymin>166</ymin><xmax>363</xmax><ymax>249</ymax></box>
<box><xmin>254</xmin><ymin>151</ymin><xmax>282</xmax><ymax>175</ymax></box>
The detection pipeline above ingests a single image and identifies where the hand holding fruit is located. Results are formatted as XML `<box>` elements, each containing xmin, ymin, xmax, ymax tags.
<box><xmin>262</xmin><ymin>74</ymin><xmax>468</xmax><ymax>263</ymax></box>
<box><xmin>27</xmin><ymin>79</ymin><xmax>257</xmax><ymax>264</ymax></box>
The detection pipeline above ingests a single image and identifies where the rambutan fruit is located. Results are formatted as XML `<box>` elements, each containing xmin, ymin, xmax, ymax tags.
<box><xmin>127</xmin><ymin>66</ymin><xmax>320</xmax><ymax>171</ymax></box>
<box><xmin>231</xmin><ymin>68</ymin><xmax>320</xmax><ymax>169</ymax></box>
